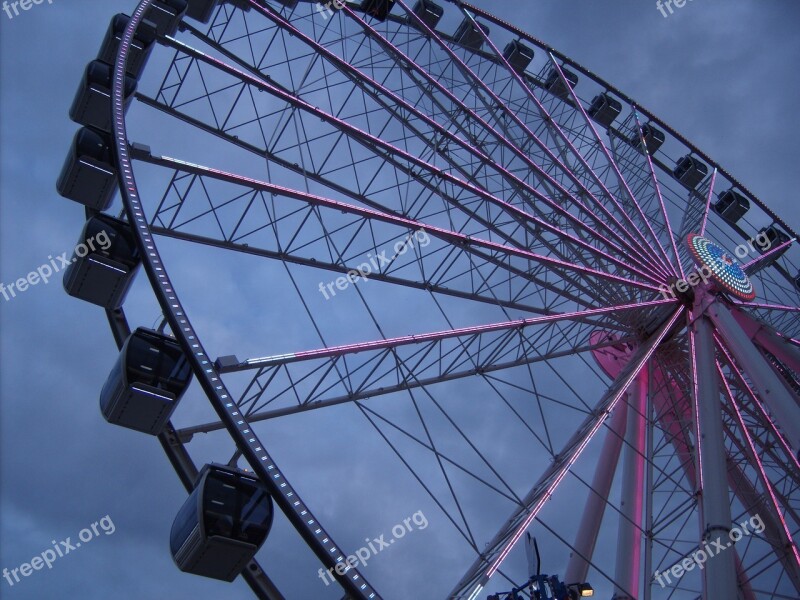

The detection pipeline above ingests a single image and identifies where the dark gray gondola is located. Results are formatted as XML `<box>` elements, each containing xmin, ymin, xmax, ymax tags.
<box><xmin>673</xmin><ymin>155</ymin><xmax>709</xmax><ymax>189</ymax></box>
<box><xmin>453</xmin><ymin>17</ymin><xmax>489</xmax><ymax>51</ymax></box>
<box><xmin>97</xmin><ymin>14</ymin><xmax>156</xmax><ymax>80</ymax></box>
<box><xmin>503</xmin><ymin>40</ymin><xmax>534</xmax><ymax>75</ymax></box>
<box><xmin>146</xmin><ymin>0</ymin><xmax>188</xmax><ymax>37</ymax></box>
<box><xmin>62</xmin><ymin>214</ymin><xmax>141</xmax><ymax>309</ymax></box>
<box><xmin>756</xmin><ymin>225</ymin><xmax>791</xmax><ymax>265</ymax></box>
<box><xmin>99</xmin><ymin>328</ymin><xmax>192</xmax><ymax>435</ymax></box>
<box><xmin>360</xmin><ymin>0</ymin><xmax>395</xmax><ymax>21</ymax></box>
<box><xmin>544</xmin><ymin>66</ymin><xmax>578</xmax><ymax>100</ymax></box>
<box><xmin>713</xmin><ymin>189</ymin><xmax>750</xmax><ymax>224</ymax></box>
<box><xmin>171</xmin><ymin>464</ymin><xmax>274</xmax><ymax>582</ymax></box>
<box><xmin>185</xmin><ymin>0</ymin><xmax>220</xmax><ymax>23</ymax></box>
<box><xmin>587</xmin><ymin>93</ymin><xmax>622</xmax><ymax>127</ymax></box>
<box><xmin>56</xmin><ymin>127</ymin><xmax>118</xmax><ymax>211</ymax></box>
<box><xmin>411</xmin><ymin>0</ymin><xmax>443</xmax><ymax>29</ymax></box>
<box><xmin>630</xmin><ymin>122</ymin><xmax>665</xmax><ymax>154</ymax></box>
<box><xmin>226</xmin><ymin>0</ymin><xmax>254</xmax><ymax>12</ymax></box>
<box><xmin>69</xmin><ymin>60</ymin><xmax>137</xmax><ymax>134</ymax></box>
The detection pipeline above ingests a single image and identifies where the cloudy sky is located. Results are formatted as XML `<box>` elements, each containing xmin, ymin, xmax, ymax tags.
<box><xmin>1</xmin><ymin>1</ymin><xmax>798</xmax><ymax>599</ymax></box>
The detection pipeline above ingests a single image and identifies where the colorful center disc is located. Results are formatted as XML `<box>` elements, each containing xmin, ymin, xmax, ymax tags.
<box><xmin>687</xmin><ymin>233</ymin><xmax>756</xmax><ymax>301</ymax></box>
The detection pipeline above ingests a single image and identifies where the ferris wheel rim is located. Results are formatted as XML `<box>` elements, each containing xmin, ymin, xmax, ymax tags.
<box><xmin>109</xmin><ymin>1</ymin><xmax>382</xmax><ymax>598</ymax></box>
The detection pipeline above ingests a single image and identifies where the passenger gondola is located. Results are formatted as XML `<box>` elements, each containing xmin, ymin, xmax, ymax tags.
<box><xmin>62</xmin><ymin>214</ymin><xmax>141</xmax><ymax>309</ymax></box>
<box><xmin>69</xmin><ymin>60</ymin><xmax>137</xmax><ymax>133</ymax></box>
<box><xmin>544</xmin><ymin>66</ymin><xmax>578</xmax><ymax>100</ymax></box>
<box><xmin>146</xmin><ymin>0</ymin><xmax>188</xmax><ymax>37</ymax></box>
<box><xmin>56</xmin><ymin>127</ymin><xmax>118</xmax><ymax>210</ymax></box>
<box><xmin>99</xmin><ymin>328</ymin><xmax>192</xmax><ymax>435</ymax></box>
<box><xmin>503</xmin><ymin>40</ymin><xmax>534</xmax><ymax>74</ymax></box>
<box><xmin>713</xmin><ymin>189</ymin><xmax>750</xmax><ymax>224</ymax></box>
<box><xmin>453</xmin><ymin>17</ymin><xmax>489</xmax><ymax>51</ymax></box>
<box><xmin>171</xmin><ymin>464</ymin><xmax>274</xmax><ymax>582</ymax></box>
<box><xmin>185</xmin><ymin>0</ymin><xmax>220</xmax><ymax>23</ymax></box>
<box><xmin>97</xmin><ymin>13</ymin><xmax>156</xmax><ymax>79</ymax></box>
<box><xmin>630</xmin><ymin>122</ymin><xmax>665</xmax><ymax>154</ymax></box>
<box><xmin>411</xmin><ymin>0</ymin><xmax>443</xmax><ymax>29</ymax></box>
<box><xmin>587</xmin><ymin>93</ymin><xmax>622</xmax><ymax>127</ymax></box>
<box><xmin>673</xmin><ymin>154</ymin><xmax>709</xmax><ymax>189</ymax></box>
<box><xmin>757</xmin><ymin>225</ymin><xmax>791</xmax><ymax>264</ymax></box>
<box><xmin>360</xmin><ymin>0</ymin><xmax>395</xmax><ymax>21</ymax></box>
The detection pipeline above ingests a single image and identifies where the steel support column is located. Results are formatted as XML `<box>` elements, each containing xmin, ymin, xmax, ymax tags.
<box><xmin>643</xmin><ymin>361</ymin><xmax>655</xmax><ymax>600</ymax></box>
<box><xmin>729</xmin><ymin>306</ymin><xmax>800</xmax><ymax>374</ymax></box>
<box><xmin>707</xmin><ymin>301</ymin><xmax>800</xmax><ymax>453</ymax></box>
<box><xmin>564</xmin><ymin>394</ymin><xmax>629</xmax><ymax>584</ymax></box>
<box><xmin>690</xmin><ymin>303</ymin><xmax>738</xmax><ymax>599</ymax></box>
<box><xmin>614</xmin><ymin>371</ymin><xmax>648</xmax><ymax>599</ymax></box>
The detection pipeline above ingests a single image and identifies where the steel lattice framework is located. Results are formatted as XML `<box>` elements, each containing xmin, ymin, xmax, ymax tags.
<box><xmin>86</xmin><ymin>0</ymin><xmax>800</xmax><ymax>598</ymax></box>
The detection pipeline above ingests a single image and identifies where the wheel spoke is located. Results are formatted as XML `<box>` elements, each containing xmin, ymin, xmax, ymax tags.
<box><xmin>451</xmin><ymin>307</ymin><xmax>684</xmax><ymax>599</ymax></box>
<box><xmin>177</xmin><ymin>300</ymin><xmax>666</xmax><ymax>439</ymax></box>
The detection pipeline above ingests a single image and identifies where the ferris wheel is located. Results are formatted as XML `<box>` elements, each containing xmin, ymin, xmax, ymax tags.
<box><xmin>56</xmin><ymin>0</ymin><xmax>800</xmax><ymax>598</ymax></box>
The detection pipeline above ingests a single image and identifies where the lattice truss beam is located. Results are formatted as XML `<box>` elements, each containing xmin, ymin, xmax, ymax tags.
<box><xmin>135</xmin><ymin>2</ymin><xmax>685</xmax><ymax>304</ymax></box>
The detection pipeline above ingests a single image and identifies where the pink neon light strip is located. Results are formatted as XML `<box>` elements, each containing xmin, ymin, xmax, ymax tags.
<box><xmin>714</xmin><ymin>333</ymin><xmax>800</xmax><ymax>473</ymax></box>
<box><xmin>630</xmin><ymin>108</ymin><xmax>685</xmax><ymax>279</ymax></box>
<box><xmin>687</xmin><ymin>322</ymin><xmax>705</xmax><ymax>491</ymax></box>
<box><xmin>246</xmin><ymin>298</ymin><xmax>675</xmax><ymax>366</ymax></box>
<box><xmin>547</xmin><ymin>58</ymin><xmax>676</xmax><ymax>278</ymax></box>
<box><xmin>729</xmin><ymin>302</ymin><xmax>800</xmax><ymax>313</ymax></box>
<box><xmin>385</xmin><ymin>0</ymin><xmax>673</xmax><ymax>281</ymax></box>
<box><xmin>158</xmin><ymin>150</ymin><xmax>662</xmax><ymax>293</ymax></box>
<box><xmin>717</xmin><ymin>362</ymin><xmax>800</xmax><ymax>567</ymax></box>
<box><xmin>483</xmin><ymin>308</ymin><xmax>685</xmax><ymax>581</ymax></box>
<box><xmin>741</xmin><ymin>237</ymin><xmax>796</xmax><ymax>271</ymax></box>
<box><xmin>698</xmin><ymin>168</ymin><xmax>718</xmax><ymax>237</ymax></box>
<box><xmin>248</xmin><ymin>0</ymin><xmax>669</xmax><ymax>284</ymax></box>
